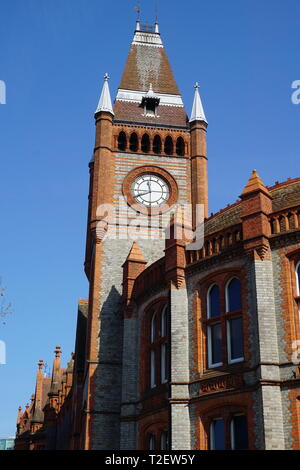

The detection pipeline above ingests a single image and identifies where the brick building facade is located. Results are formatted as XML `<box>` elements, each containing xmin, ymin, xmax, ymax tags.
<box><xmin>15</xmin><ymin>20</ymin><xmax>300</xmax><ymax>450</ymax></box>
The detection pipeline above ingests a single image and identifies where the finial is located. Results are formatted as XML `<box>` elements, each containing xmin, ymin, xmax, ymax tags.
<box><xmin>25</xmin><ymin>403</ymin><xmax>29</xmax><ymax>410</ymax></box>
<box><xmin>38</xmin><ymin>359</ymin><xmax>43</xmax><ymax>370</ymax></box>
<box><xmin>54</xmin><ymin>345</ymin><xmax>62</xmax><ymax>358</ymax></box>
<box><xmin>154</xmin><ymin>1</ymin><xmax>159</xmax><ymax>33</ymax></box>
<box><xmin>104</xmin><ymin>72</ymin><xmax>110</xmax><ymax>82</ymax></box>
<box><xmin>134</xmin><ymin>2</ymin><xmax>141</xmax><ymax>20</ymax></box>
<box><xmin>190</xmin><ymin>82</ymin><xmax>207</xmax><ymax>124</ymax></box>
<box><xmin>18</xmin><ymin>406</ymin><xmax>22</xmax><ymax>412</ymax></box>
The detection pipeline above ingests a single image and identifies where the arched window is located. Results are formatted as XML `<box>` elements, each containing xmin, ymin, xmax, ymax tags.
<box><xmin>226</xmin><ymin>278</ymin><xmax>241</xmax><ymax>312</ymax></box>
<box><xmin>160</xmin><ymin>306</ymin><xmax>168</xmax><ymax>383</ymax></box>
<box><xmin>145</xmin><ymin>302</ymin><xmax>168</xmax><ymax>390</ymax></box>
<box><xmin>176</xmin><ymin>136</ymin><xmax>185</xmax><ymax>156</ymax></box>
<box><xmin>117</xmin><ymin>131</ymin><xmax>127</xmax><ymax>151</ymax></box>
<box><xmin>164</xmin><ymin>136</ymin><xmax>173</xmax><ymax>155</ymax></box>
<box><xmin>296</xmin><ymin>262</ymin><xmax>300</xmax><ymax>296</ymax></box>
<box><xmin>129</xmin><ymin>132</ymin><xmax>138</xmax><ymax>152</ymax></box>
<box><xmin>205</xmin><ymin>278</ymin><xmax>244</xmax><ymax>369</ymax></box>
<box><xmin>153</xmin><ymin>135</ymin><xmax>162</xmax><ymax>154</ymax></box>
<box><xmin>207</xmin><ymin>284</ymin><xmax>220</xmax><ymax>318</ymax></box>
<box><xmin>141</xmin><ymin>134</ymin><xmax>150</xmax><ymax>153</ymax></box>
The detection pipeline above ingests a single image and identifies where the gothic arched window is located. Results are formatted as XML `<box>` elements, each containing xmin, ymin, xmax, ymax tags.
<box><xmin>205</xmin><ymin>278</ymin><xmax>244</xmax><ymax>369</ymax></box>
<box><xmin>141</xmin><ymin>134</ymin><xmax>150</xmax><ymax>153</ymax></box>
<box><xmin>226</xmin><ymin>278</ymin><xmax>241</xmax><ymax>312</ymax></box>
<box><xmin>164</xmin><ymin>136</ymin><xmax>173</xmax><ymax>155</ymax></box>
<box><xmin>129</xmin><ymin>132</ymin><xmax>138</xmax><ymax>152</ymax></box>
<box><xmin>176</xmin><ymin>136</ymin><xmax>185</xmax><ymax>156</ymax></box>
<box><xmin>153</xmin><ymin>135</ymin><xmax>162</xmax><ymax>154</ymax></box>
<box><xmin>146</xmin><ymin>302</ymin><xmax>168</xmax><ymax>390</ymax></box>
<box><xmin>117</xmin><ymin>131</ymin><xmax>127</xmax><ymax>151</ymax></box>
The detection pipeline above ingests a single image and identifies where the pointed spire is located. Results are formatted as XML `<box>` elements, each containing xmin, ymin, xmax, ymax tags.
<box><xmin>242</xmin><ymin>170</ymin><xmax>270</xmax><ymax>196</ymax></box>
<box><xmin>189</xmin><ymin>82</ymin><xmax>207</xmax><ymax>124</ymax></box>
<box><xmin>95</xmin><ymin>73</ymin><xmax>114</xmax><ymax>116</ymax></box>
<box><xmin>126</xmin><ymin>241</ymin><xmax>146</xmax><ymax>263</ymax></box>
<box><xmin>49</xmin><ymin>346</ymin><xmax>62</xmax><ymax>396</ymax></box>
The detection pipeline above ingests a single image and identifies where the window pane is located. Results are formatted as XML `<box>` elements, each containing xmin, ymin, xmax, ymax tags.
<box><xmin>160</xmin><ymin>431</ymin><xmax>168</xmax><ymax>450</ymax></box>
<box><xmin>208</xmin><ymin>285</ymin><xmax>220</xmax><ymax>318</ymax></box>
<box><xmin>228</xmin><ymin>317</ymin><xmax>243</xmax><ymax>360</ymax></box>
<box><xmin>210</xmin><ymin>419</ymin><xmax>225</xmax><ymax>450</ymax></box>
<box><xmin>227</xmin><ymin>278</ymin><xmax>241</xmax><ymax>312</ymax></box>
<box><xmin>161</xmin><ymin>306</ymin><xmax>167</xmax><ymax>337</ymax></box>
<box><xmin>210</xmin><ymin>323</ymin><xmax>222</xmax><ymax>365</ymax></box>
<box><xmin>149</xmin><ymin>434</ymin><xmax>156</xmax><ymax>450</ymax></box>
<box><xmin>150</xmin><ymin>350</ymin><xmax>156</xmax><ymax>388</ymax></box>
<box><xmin>151</xmin><ymin>313</ymin><xmax>156</xmax><ymax>343</ymax></box>
<box><xmin>231</xmin><ymin>415</ymin><xmax>248</xmax><ymax>450</ymax></box>
<box><xmin>161</xmin><ymin>343</ymin><xmax>168</xmax><ymax>383</ymax></box>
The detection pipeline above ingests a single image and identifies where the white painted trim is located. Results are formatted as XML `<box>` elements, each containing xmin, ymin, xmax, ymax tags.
<box><xmin>116</xmin><ymin>89</ymin><xmax>184</xmax><ymax>107</ymax></box>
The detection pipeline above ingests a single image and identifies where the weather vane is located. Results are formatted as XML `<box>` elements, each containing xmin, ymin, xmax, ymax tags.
<box><xmin>134</xmin><ymin>1</ymin><xmax>141</xmax><ymax>20</ymax></box>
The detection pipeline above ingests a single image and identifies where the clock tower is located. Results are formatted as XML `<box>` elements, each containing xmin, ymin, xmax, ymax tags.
<box><xmin>82</xmin><ymin>19</ymin><xmax>208</xmax><ymax>449</ymax></box>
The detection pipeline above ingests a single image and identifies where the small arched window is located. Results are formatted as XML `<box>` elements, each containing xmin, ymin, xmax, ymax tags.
<box><xmin>226</xmin><ymin>278</ymin><xmax>242</xmax><ymax>312</ymax></box>
<box><xmin>296</xmin><ymin>262</ymin><xmax>300</xmax><ymax>296</ymax></box>
<box><xmin>164</xmin><ymin>136</ymin><xmax>173</xmax><ymax>155</ymax></box>
<box><xmin>117</xmin><ymin>131</ymin><xmax>127</xmax><ymax>151</ymax></box>
<box><xmin>176</xmin><ymin>136</ymin><xmax>185</xmax><ymax>156</ymax></box>
<box><xmin>153</xmin><ymin>135</ymin><xmax>162</xmax><ymax>154</ymax></box>
<box><xmin>141</xmin><ymin>134</ymin><xmax>150</xmax><ymax>153</ymax></box>
<box><xmin>129</xmin><ymin>132</ymin><xmax>138</xmax><ymax>152</ymax></box>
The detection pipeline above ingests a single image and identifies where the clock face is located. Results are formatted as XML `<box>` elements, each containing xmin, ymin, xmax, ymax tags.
<box><xmin>132</xmin><ymin>174</ymin><xmax>170</xmax><ymax>207</ymax></box>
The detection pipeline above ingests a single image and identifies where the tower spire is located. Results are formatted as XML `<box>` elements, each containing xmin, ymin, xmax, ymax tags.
<box><xmin>95</xmin><ymin>73</ymin><xmax>114</xmax><ymax>116</ymax></box>
<box><xmin>190</xmin><ymin>82</ymin><xmax>207</xmax><ymax>123</ymax></box>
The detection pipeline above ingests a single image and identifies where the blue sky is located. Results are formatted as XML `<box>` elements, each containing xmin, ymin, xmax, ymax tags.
<box><xmin>0</xmin><ymin>0</ymin><xmax>299</xmax><ymax>436</ymax></box>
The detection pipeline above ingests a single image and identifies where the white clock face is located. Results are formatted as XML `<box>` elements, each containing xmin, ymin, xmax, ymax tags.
<box><xmin>132</xmin><ymin>174</ymin><xmax>170</xmax><ymax>207</ymax></box>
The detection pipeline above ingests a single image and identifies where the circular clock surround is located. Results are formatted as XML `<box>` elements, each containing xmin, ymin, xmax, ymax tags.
<box><xmin>122</xmin><ymin>166</ymin><xmax>178</xmax><ymax>215</ymax></box>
